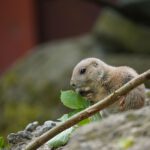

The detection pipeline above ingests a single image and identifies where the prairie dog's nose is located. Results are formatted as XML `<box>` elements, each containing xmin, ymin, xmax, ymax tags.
<box><xmin>70</xmin><ymin>80</ymin><xmax>76</xmax><ymax>88</ymax></box>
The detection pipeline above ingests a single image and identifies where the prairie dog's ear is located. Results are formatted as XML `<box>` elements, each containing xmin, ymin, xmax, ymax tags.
<box><xmin>91</xmin><ymin>61</ymin><xmax>98</xmax><ymax>68</ymax></box>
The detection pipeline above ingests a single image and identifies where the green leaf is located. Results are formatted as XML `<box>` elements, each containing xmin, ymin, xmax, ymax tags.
<box><xmin>58</xmin><ymin>110</ymin><xmax>82</xmax><ymax>122</ymax></box>
<box><xmin>78</xmin><ymin>118</ymin><xmax>91</xmax><ymax>126</ymax></box>
<box><xmin>68</xmin><ymin>109</ymin><xmax>83</xmax><ymax>117</ymax></box>
<box><xmin>58</xmin><ymin>110</ymin><xmax>92</xmax><ymax>127</ymax></box>
<box><xmin>47</xmin><ymin>127</ymin><xmax>75</xmax><ymax>148</ymax></box>
<box><xmin>58</xmin><ymin>114</ymin><xmax>69</xmax><ymax>122</ymax></box>
<box><xmin>90</xmin><ymin>113</ymin><xmax>102</xmax><ymax>122</ymax></box>
<box><xmin>61</xmin><ymin>90</ymin><xmax>90</xmax><ymax>109</ymax></box>
<box><xmin>56</xmin><ymin>90</ymin><xmax>102</xmax><ymax>149</ymax></box>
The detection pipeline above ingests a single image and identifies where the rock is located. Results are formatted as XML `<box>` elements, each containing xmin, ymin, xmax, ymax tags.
<box><xmin>93</xmin><ymin>8</ymin><xmax>150</xmax><ymax>53</ymax></box>
<box><xmin>7</xmin><ymin>131</ymin><xmax>32</xmax><ymax>145</ymax></box>
<box><xmin>25</xmin><ymin>121</ymin><xmax>39</xmax><ymax>132</ymax></box>
<box><xmin>62</xmin><ymin>106</ymin><xmax>150</xmax><ymax>150</ymax></box>
<box><xmin>35</xmin><ymin>120</ymin><xmax>57</xmax><ymax>137</ymax></box>
<box><xmin>44</xmin><ymin>120</ymin><xmax>56</xmax><ymax>127</ymax></box>
<box><xmin>7</xmin><ymin>120</ymin><xmax>58</xmax><ymax>150</ymax></box>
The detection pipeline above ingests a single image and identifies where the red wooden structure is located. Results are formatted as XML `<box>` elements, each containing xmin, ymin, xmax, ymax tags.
<box><xmin>0</xmin><ymin>0</ymin><xmax>100</xmax><ymax>74</ymax></box>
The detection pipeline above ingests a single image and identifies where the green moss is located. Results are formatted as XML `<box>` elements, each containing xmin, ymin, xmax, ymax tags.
<box><xmin>118</xmin><ymin>136</ymin><xmax>134</xmax><ymax>149</ymax></box>
<box><xmin>2</xmin><ymin>72</ymin><xmax>18</xmax><ymax>89</ymax></box>
<box><xmin>1</xmin><ymin>102</ymin><xmax>52</xmax><ymax>138</ymax></box>
<box><xmin>93</xmin><ymin>9</ymin><xmax>150</xmax><ymax>53</ymax></box>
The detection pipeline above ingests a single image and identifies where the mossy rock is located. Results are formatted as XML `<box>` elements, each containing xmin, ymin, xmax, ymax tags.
<box><xmin>93</xmin><ymin>8</ymin><xmax>150</xmax><ymax>53</ymax></box>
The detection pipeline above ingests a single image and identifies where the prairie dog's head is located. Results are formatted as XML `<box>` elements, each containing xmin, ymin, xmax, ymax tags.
<box><xmin>70</xmin><ymin>58</ymin><xmax>108</xmax><ymax>101</ymax></box>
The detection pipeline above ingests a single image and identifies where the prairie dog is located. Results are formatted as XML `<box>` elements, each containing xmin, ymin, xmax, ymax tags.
<box><xmin>70</xmin><ymin>58</ymin><xmax>145</xmax><ymax>117</ymax></box>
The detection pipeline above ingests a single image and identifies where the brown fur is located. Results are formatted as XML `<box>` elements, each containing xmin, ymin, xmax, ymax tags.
<box><xmin>70</xmin><ymin>58</ymin><xmax>145</xmax><ymax>116</ymax></box>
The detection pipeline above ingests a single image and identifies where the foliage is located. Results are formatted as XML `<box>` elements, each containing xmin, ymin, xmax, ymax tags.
<box><xmin>2</xmin><ymin>102</ymin><xmax>49</xmax><ymax>138</ymax></box>
<box><xmin>0</xmin><ymin>137</ymin><xmax>4</xmax><ymax>149</ymax></box>
<box><xmin>0</xmin><ymin>136</ymin><xmax>9</xmax><ymax>150</ymax></box>
<box><xmin>60</xmin><ymin>90</ymin><xmax>90</xmax><ymax>109</ymax></box>
<box><xmin>47</xmin><ymin>127</ymin><xmax>75</xmax><ymax>149</ymax></box>
<box><xmin>48</xmin><ymin>90</ymin><xmax>101</xmax><ymax>149</ymax></box>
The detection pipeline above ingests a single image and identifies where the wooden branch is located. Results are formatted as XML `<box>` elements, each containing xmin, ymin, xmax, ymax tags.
<box><xmin>25</xmin><ymin>69</ymin><xmax>150</xmax><ymax>150</ymax></box>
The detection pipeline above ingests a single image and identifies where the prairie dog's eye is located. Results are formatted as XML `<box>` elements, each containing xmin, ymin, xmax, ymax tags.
<box><xmin>80</xmin><ymin>68</ymin><xmax>86</xmax><ymax>74</ymax></box>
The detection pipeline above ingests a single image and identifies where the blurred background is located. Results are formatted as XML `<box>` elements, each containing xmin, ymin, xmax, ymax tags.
<box><xmin>0</xmin><ymin>0</ymin><xmax>150</xmax><ymax>139</ymax></box>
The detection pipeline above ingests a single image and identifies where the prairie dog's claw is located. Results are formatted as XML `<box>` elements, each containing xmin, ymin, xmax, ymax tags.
<box><xmin>119</xmin><ymin>96</ymin><xmax>126</xmax><ymax>111</ymax></box>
